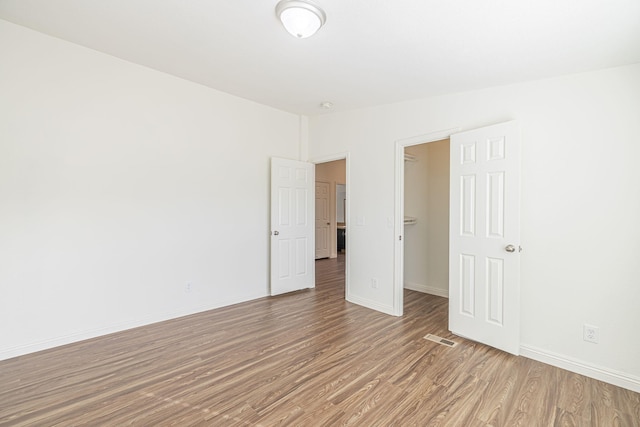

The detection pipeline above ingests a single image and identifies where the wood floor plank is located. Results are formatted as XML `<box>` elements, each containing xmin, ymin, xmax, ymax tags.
<box><xmin>1</xmin><ymin>254</ymin><xmax>639</xmax><ymax>426</ymax></box>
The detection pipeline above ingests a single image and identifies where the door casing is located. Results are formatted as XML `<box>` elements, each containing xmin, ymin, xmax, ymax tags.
<box><xmin>310</xmin><ymin>152</ymin><xmax>350</xmax><ymax>301</ymax></box>
<box><xmin>394</xmin><ymin>128</ymin><xmax>459</xmax><ymax>316</ymax></box>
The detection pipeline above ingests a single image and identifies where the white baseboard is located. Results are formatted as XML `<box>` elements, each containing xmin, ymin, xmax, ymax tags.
<box><xmin>404</xmin><ymin>281</ymin><xmax>449</xmax><ymax>298</ymax></box>
<box><xmin>346</xmin><ymin>293</ymin><xmax>397</xmax><ymax>316</ymax></box>
<box><xmin>0</xmin><ymin>291</ymin><xmax>267</xmax><ymax>362</ymax></box>
<box><xmin>520</xmin><ymin>344</ymin><xmax>640</xmax><ymax>393</ymax></box>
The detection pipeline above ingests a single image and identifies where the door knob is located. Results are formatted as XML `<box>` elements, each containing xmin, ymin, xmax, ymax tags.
<box><xmin>505</xmin><ymin>244</ymin><xmax>516</xmax><ymax>253</ymax></box>
<box><xmin>273</xmin><ymin>231</ymin><xmax>279</xmax><ymax>236</ymax></box>
<box><xmin>327</xmin><ymin>222</ymin><xmax>330</xmax><ymax>225</ymax></box>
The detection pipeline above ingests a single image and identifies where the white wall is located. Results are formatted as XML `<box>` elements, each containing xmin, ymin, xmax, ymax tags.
<box><xmin>0</xmin><ymin>20</ymin><xmax>301</xmax><ymax>360</ymax></box>
<box><xmin>404</xmin><ymin>140</ymin><xmax>449</xmax><ymax>297</ymax></box>
<box><xmin>309</xmin><ymin>63</ymin><xmax>640</xmax><ymax>390</ymax></box>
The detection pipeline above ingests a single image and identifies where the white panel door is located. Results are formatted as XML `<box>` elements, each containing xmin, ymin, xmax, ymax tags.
<box><xmin>270</xmin><ymin>157</ymin><xmax>315</xmax><ymax>296</ymax></box>
<box><xmin>449</xmin><ymin>121</ymin><xmax>521</xmax><ymax>355</ymax></box>
<box><xmin>315</xmin><ymin>181</ymin><xmax>331</xmax><ymax>259</ymax></box>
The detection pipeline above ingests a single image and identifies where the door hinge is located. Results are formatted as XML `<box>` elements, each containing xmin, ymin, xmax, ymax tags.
<box><xmin>399</xmin><ymin>235</ymin><xmax>402</xmax><ymax>241</ymax></box>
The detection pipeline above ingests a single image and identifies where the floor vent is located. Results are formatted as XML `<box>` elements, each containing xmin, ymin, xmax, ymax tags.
<box><xmin>424</xmin><ymin>334</ymin><xmax>458</xmax><ymax>348</ymax></box>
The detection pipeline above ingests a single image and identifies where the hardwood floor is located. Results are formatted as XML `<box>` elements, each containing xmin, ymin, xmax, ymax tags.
<box><xmin>1</xmin><ymin>255</ymin><xmax>638</xmax><ymax>426</ymax></box>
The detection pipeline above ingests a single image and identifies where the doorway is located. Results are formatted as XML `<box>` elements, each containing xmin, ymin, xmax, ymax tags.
<box><xmin>393</xmin><ymin>128</ymin><xmax>456</xmax><ymax>315</ymax></box>
<box><xmin>403</xmin><ymin>139</ymin><xmax>450</xmax><ymax>303</ymax></box>
<box><xmin>314</xmin><ymin>156</ymin><xmax>348</xmax><ymax>295</ymax></box>
<box><xmin>315</xmin><ymin>181</ymin><xmax>331</xmax><ymax>259</ymax></box>
<box><xmin>393</xmin><ymin>122</ymin><xmax>522</xmax><ymax>355</ymax></box>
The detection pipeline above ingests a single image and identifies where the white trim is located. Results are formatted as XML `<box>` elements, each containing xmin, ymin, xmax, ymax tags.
<box><xmin>520</xmin><ymin>344</ymin><xmax>640</xmax><ymax>393</ymax></box>
<box><xmin>404</xmin><ymin>281</ymin><xmax>449</xmax><ymax>298</ymax></box>
<box><xmin>309</xmin><ymin>152</ymin><xmax>350</xmax><ymax>164</ymax></box>
<box><xmin>346</xmin><ymin>293</ymin><xmax>396</xmax><ymax>316</ymax></box>
<box><xmin>393</xmin><ymin>128</ymin><xmax>460</xmax><ymax>316</ymax></box>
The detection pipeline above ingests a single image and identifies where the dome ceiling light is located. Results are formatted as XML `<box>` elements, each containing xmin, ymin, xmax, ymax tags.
<box><xmin>276</xmin><ymin>0</ymin><xmax>326</xmax><ymax>39</ymax></box>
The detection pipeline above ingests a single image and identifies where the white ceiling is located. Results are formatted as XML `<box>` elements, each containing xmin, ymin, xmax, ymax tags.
<box><xmin>1</xmin><ymin>0</ymin><xmax>639</xmax><ymax>116</ymax></box>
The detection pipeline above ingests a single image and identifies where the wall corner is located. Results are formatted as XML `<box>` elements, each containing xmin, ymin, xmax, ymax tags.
<box><xmin>299</xmin><ymin>115</ymin><xmax>310</xmax><ymax>161</ymax></box>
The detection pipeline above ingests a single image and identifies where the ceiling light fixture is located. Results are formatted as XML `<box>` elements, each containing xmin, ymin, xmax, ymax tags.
<box><xmin>276</xmin><ymin>0</ymin><xmax>326</xmax><ymax>39</ymax></box>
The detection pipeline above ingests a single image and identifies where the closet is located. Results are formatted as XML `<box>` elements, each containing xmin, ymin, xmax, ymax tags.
<box><xmin>403</xmin><ymin>139</ymin><xmax>450</xmax><ymax>298</ymax></box>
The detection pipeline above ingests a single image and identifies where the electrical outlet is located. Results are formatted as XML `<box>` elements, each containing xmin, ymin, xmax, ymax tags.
<box><xmin>371</xmin><ymin>278</ymin><xmax>379</xmax><ymax>289</ymax></box>
<box><xmin>583</xmin><ymin>324</ymin><xmax>599</xmax><ymax>343</ymax></box>
<box><xmin>185</xmin><ymin>282</ymin><xmax>192</xmax><ymax>293</ymax></box>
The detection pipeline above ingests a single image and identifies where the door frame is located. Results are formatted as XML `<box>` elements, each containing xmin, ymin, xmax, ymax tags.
<box><xmin>310</xmin><ymin>152</ymin><xmax>350</xmax><ymax>300</ymax></box>
<box><xmin>393</xmin><ymin>128</ymin><xmax>459</xmax><ymax>316</ymax></box>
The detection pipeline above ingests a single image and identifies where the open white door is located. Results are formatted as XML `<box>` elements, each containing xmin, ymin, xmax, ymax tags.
<box><xmin>449</xmin><ymin>121</ymin><xmax>521</xmax><ymax>355</ymax></box>
<box><xmin>270</xmin><ymin>157</ymin><xmax>315</xmax><ymax>296</ymax></box>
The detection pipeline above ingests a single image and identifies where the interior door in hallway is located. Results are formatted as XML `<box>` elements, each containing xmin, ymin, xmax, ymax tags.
<box><xmin>449</xmin><ymin>121</ymin><xmax>521</xmax><ymax>355</ymax></box>
<box><xmin>270</xmin><ymin>157</ymin><xmax>315</xmax><ymax>296</ymax></box>
<box><xmin>315</xmin><ymin>181</ymin><xmax>331</xmax><ymax>259</ymax></box>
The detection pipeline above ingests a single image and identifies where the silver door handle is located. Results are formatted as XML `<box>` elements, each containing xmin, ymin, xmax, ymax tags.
<box><xmin>505</xmin><ymin>244</ymin><xmax>516</xmax><ymax>253</ymax></box>
<box><xmin>273</xmin><ymin>231</ymin><xmax>279</xmax><ymax>236</ymax></box>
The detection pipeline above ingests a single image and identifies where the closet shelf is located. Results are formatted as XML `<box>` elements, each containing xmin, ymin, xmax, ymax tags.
<box><xmin>404</xmin><ymin>216</ymin><xmax>417</xmax><ymax>225</ymax></box>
